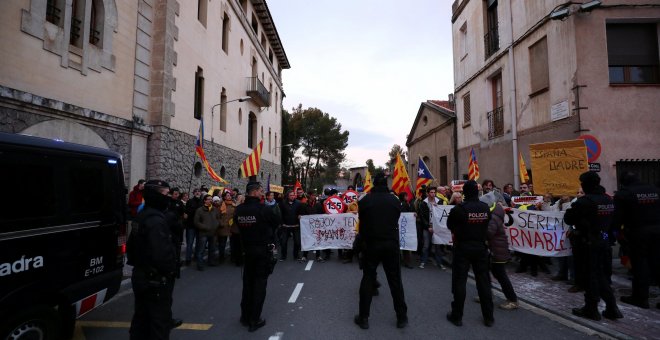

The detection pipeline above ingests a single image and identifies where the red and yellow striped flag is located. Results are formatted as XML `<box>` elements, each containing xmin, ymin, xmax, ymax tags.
<box><xmin>468</xmin><ymin>148</ymin><xmax>480</xmax><ymax>181</ymax></box>
<box><xmin>195</xmin><ymin>120</ymin><xmax>228</xmax><ymax>183</ymax></box>
<box><xmin>240</xmin><ymin>140</ymin><xmax>263</xmax><ymax>178</ymax></box>
<box><xmin>363</xmin><ymin>170</ymin><xmax>372</xmax><ymax>193</ymax></box>
<box><xmin>392</xmin><ymin>153</ymin><xmax>413</xmax><ymax>201</ymax></box>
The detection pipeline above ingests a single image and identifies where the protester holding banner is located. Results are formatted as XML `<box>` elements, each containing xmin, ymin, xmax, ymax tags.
<box><xmin>418</xmin><ymin>187</ymin><xmax>447</xmax><ymax>270</ymax></box>
<box><xmin>564</xmin><ymin>172</ymin><xmax>622</xmax><ymax>321</ymax></box>
<box><xmin>279</xmin><ymin>190</ymin><xmax>303</xmax><ymax>261</ymax></box>
<box><xmin>481</xmin><ymin>192</ymin><xmax>518</xmax><ymax>310</ymax></box>
<box><xmin>354</xmin><ymin>172</ymin><xmax>408</xmax><ymax>330</ymax></box>
<box><xmin>399</xmin><ymin>192</ymin><xmax>414</xmax><ymax>269</ymax></box>
<box><xmin>446</xmin><ymin>180</ymin><xmax>494</xmax><ymax>327</ymax></box>
<box><xmin>612</xmin><ymin>172</ymin><xmax>660</xmax><ymax>310</ymax></box>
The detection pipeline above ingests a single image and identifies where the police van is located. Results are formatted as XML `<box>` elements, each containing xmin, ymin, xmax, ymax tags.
<box><xmin>0</xmin><ymin>132</ymin><xmax>127</xmax><ymax>340</ymax></box>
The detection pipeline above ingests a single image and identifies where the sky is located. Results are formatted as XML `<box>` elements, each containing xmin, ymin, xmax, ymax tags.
<box><xmin>267</xmin><ymin>0</ymin><xmax>455</xmax><ymax>168</ymax></box>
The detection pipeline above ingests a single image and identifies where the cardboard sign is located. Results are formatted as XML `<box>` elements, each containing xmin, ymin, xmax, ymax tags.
<box><xmin>323</xmin><ymin>195</ymin><xmax>346</xmax><ymax>214</ymax></box>
<box><xmin>529</xmin><ymin>140</ymin><xmax>588</xmax><ymax>196</ymax></box>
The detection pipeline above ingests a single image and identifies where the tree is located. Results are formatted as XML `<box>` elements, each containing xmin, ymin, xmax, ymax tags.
<box><xmin>385</xmin><ymin>144</ymin><xmax>407</xmax><ymax>171</ymax></box>
<box><xmin>366</xmin><ymin>158</ymin><xmax>385</xmax><ymax>175</ymax></box>
<box><xmin>282</xmin><ymin>105</ymin><xmax>349</xmax><ymax>191</ymax></box>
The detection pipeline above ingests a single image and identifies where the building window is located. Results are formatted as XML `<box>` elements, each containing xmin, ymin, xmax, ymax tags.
<box><xmin>275</xmin><ymin>92</ymin><xmax>279</xmax><ymax>113</ymax></box>
<box><xmin>275</xmin><ymin>134</ymin><xmax>278</xmax><ymax>156</ymax></box>
<box><xmin>261</xmin><ymin>33</ymin><xmax>267</xmax><ymax>50</ymax></box>
<box><xmin>198</xmin><ymin>0</ymin><xmax>208</xmax><ymax>27</ymax></box>
<box><xmin>269</xmin><ymin>48</ymin><xmax>274</xmax><ymax>64</ymax></box>
<box><xmin>268</xmin><ymin>129</ymin><xmax>272</xmax><ymax>153</ymax></box>
<box><xmin>607</xmin><ymin>23</ymin><xmax>659</xmax><ymax>84</ymax></box>
<box><xmin>439</xmin><ymin>156</ymin><xmax>448</xmax><ymax>186</ymax></box>
<box><xmin>194</xmin><ymin>67</ymin><xmax>204</xmax><ymax>120</ymax></box>
<box><xmin>488</xmin><ymin>73</ymin><xmax>504</xmax><ymax>139</ymax></box>
<box><xmin>89</xmin><ymin>0</ymin><xmax>103</xmax><ymax>47</ymax></box>
<box><xmin>240</xmin><ymin>0</ymin><xmax>247</xmax><ymax>13</ymax></box>
<box><xmin>70</xmin><ymin>0</ymin><xmax>84</xmax><ymax>47</ymax></box>
<box><xmin>269</xmin><ymin>83</ymin><xmax>273</xmax><ymax>107</ymax></box>
<box><xmin>484</xmin><ymin>0</ymin><xmax>499</xmax><ymax>59</ymax></box>
<box><xmin>248</xmin><ymin>112</ymin><xmax>257</xmax><ymax>148</ymax></box>
<box><xmin>460</xmin><ymin>22</ymin><xmax>468</xmax><ymax>59</ymax></box>
<box><xmin>251</xmin><ymin>13</ymin><xmax>258</xmax><ymax>35</ymax></box>
<box><xmin>220</xmin><ymin>88</ymin><xmax>227</xmax><ymax>131</ymax></box>
<box><xmin>220</xmin><ymin>166</ymin><xmax>226</xmax><ymax>178</ymax></box>
<box><xmin>529</xmin><ymin>36</ymin><xmax>549</xmax><ymax>95</ymax></box>
<box><xmin>462</xmin><ymin>92</ymin><xmax>471</xmax><ymax>126</ymax></box>
<box><xmin>238</xmin><ymin>108</ymin><xmax>243</xmax><ymax>125</ymax></box>
<box><xmin>46</xmin><ymin>0</ymin><xmax>64</xmax><ymax>27</ymax></box>
<box><xmin>222</xmin><ymin>12</ymin><xmax>230</xmax><ymax>53</ymax></box>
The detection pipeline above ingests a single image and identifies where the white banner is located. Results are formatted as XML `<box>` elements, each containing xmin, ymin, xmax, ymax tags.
<box><xmin>300</xmin><ymin>213</ymin><xmax>418</xmax><ymax>251</ymax></box>
<box><xmin>430</xmin><ymin>205</ymin><xmax>572</xmax><ymax>257</ymax></box>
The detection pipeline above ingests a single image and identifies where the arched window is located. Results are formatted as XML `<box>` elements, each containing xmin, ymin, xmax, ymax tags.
<box><xmin>248</xmin><ymin>112</ymin><xmax>257</xmax><ymax>148</ymax></box>
<box><xmin>220</xmin><ymin>166</ymin><xmax>226</xmax><ymax>178</ymax></box>
<box><xmin>238</xmin><ymin>108</ymin><xmax>243</xmax><ymax>125</ymax></box>
<box><xmin>268</xmin><ymin>128</ymin><xmax>272</xmax><ymax>153</ymax></box>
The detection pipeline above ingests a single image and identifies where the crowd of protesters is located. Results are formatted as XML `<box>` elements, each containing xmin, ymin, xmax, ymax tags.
<box><xmin>126</xmin><ymin>170</ymin><xmax>660</xmax><ymax>329</ymax></box>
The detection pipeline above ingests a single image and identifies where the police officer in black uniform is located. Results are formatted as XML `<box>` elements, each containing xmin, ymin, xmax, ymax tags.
<box><xmin>128</xmin><ymin>180</ymin><xmax>178</xmax><ymax>340</ymax></box>
<box><xmin>354</xmin><ymin>172</ymin><xmax>408</xmax><ymax>330</ymax></box>
<box><xmin>235</xmin><ymin>181</ymin><xmax>279</xmax><ymax>332</ymax></box>
<box><xmin>564</xmin><ymin>171</ymin><xmax>622</xmax><ymax>321</ymax></box>
<box><xmin>612</xmin><ymin>171</ymin><xmax>660</xmax><ymax>310</ymax></box>
<box><xmin>446</xmin><ymin>180</ymin><xmax>494</xmax><ymax>327</ymax></box>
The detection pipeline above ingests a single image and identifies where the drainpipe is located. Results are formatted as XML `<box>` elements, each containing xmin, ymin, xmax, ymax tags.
<box><xmin>508</xmin><ymin>0</ymin><xmax>520</xmax><ymax>190</ymax></box>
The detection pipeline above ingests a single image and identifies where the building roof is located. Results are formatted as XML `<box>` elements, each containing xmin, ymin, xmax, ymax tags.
<box><xmin>406</xmin><ymin>100</ymin><xmax>456</xmax><ymax>146</ymax></box>
<box><xmin>253</xmin><ymin>0</ymin><xmax>291</xmax><ymax>69</ymax></box>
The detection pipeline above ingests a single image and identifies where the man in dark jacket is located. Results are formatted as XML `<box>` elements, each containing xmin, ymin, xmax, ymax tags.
<box><xmin>184</xmin><ymin>188</ymin><xmax>203</xmax><ymax>265</ymax></box>
<box><xmin>235</xmin><ymin>182</ymin><xmax>279</xmax><ymax>332</ymax></box>
<box><xmin>354</xmin><ymin>172</ymin><xmax>408</xmax><ymax>330</ymax></box>
<box><xmin>278</xmin><ymin>190</ymin><xmax>302</xmax><ymax>261</ymax></box>
<box><xmin>612</xmin><ymin>172</ymin><xmax>660</xmax><ymax>310</ymax></box>
<box><xmin>564</xmin><ymin>171</ymin><xmax>622</xmax><ymax>321</ymax></box>
<box><xmin>446</xmin><ymin>180</ymin><xmax>494</xmax><ymax>327</ymax></box>
<box><xmin>128</xmin><ymin>180</ymin><xmax>178</xmax><ymax>340</ymax></box>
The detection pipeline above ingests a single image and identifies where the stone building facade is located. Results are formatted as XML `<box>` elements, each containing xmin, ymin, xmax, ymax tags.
<box><xmin>0</xmin><ymin>0</ymin><xmax>289</xmax><ymax>192</ymax></box>
<box><xmin>406</xmin><ymin>100</ymin><xmax>456</xmax><ymax>189</ymax></box>
<box><xmin>451</xmin><ymin>0</ymin><xmax>660</xmax><ymax>191</ymax></box>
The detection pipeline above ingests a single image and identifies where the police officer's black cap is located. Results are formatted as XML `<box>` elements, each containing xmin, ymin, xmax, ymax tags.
<box><xmin>463</xmin><ymin>180</ymin><xmax>479</xmax><ymax>198</ymax></box>
<box><xmin>373</xmin><ymin>171</ymin><xmax>387</xmax><ymax>186</ymax></box>
<box><xmin>145</xmin><ymin>179</ymin><xmax>170</xmax><ymax>189</ymax></box>
<box><xmin>246</xmin><ymin>181</ymin><xmax>262</xmax><ymax>193</ymax></box>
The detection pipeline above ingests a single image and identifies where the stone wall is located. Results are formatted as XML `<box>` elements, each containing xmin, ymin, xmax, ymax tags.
<box><xmin>147</xmin><ymin>126</ymin><xmax>282</xmax><ymax>194</ymax></box>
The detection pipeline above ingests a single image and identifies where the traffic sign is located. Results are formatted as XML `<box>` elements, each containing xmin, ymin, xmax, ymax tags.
<box><xmin>323</xmin><ymin>195</ymin><xmax>346</xmax><ymax>214</ymax></box>
<box><xmin>589</xmin><ymin>163</ymin><xmax>601</xmax><ymax>172</ymax></box>
<box><xmin>342</xmin><ymin>190</ymin><xmax>358</xmax><ymax>205</ymax></box>
<box><xmin>578</xmin><ymin>134</ymin><xmax>602</xmax><ymax>163</ymax></box>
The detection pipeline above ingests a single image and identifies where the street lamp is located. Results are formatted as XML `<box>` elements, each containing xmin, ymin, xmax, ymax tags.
<box><xmin>210</xmin><ymin>96</ymin><xmax>251</xmax><ymax>142</ymax></box>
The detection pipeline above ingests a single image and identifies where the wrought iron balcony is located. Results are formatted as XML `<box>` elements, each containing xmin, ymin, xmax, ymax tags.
<box><xmin>483</xmin><ymin>25</ymin><xmax>499</xmax><ymax>59</ymax></box>
<box><xmin>487</xmin><ymin>106</ymin><xmax>504</xmax><ymax>140</ymax></box>
<box><xmin>246</xmin><ymin>77</ymin><xmax>270</xmax><ymax>107</ymax></box>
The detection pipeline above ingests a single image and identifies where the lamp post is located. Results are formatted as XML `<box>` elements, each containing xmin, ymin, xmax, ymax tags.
<box><xmin>210</xmin><ymin>96</ymin><xmax>251</xmax><ymax>142</ymax></box>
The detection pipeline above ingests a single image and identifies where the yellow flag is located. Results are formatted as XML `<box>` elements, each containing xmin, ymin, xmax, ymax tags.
<box><xmin>363</xmin><ymin>170</ymin><xmax>372</xmax><ymax>193</ymax></box>
<box><xmin>519</xmin><ymin>152</ymin><xmax>530</xmax><ymax>183</ymax></box>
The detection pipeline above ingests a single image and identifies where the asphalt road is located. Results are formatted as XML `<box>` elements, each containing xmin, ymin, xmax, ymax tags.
<box><xmin>78</xmin><ymin>255</ymin><xmax>599</xmax><ymax>340</ymax></box>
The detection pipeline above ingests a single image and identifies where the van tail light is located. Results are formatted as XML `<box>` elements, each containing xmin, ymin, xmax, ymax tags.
<box><xmin>117</xmin><ymin>222</ymin><xmax>127</xmax><ymax>263</ymax></box>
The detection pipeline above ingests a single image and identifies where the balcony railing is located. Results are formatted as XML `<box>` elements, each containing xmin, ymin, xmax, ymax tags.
<box><xmin>483</xmin><ymin>25</ymin><xmax>499</xmax><ymax>59</ymax></box>
<box><xmin>246</xmin><ymin>77</ymin><xmax>270</xmax><ymax>107</ymax></box>
<box><xmin>487</xmin><ymin>106</ymin><xmax>504</xmax><ymax>140</ymax></box>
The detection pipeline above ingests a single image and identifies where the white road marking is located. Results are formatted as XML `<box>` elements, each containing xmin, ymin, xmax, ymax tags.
<box><xmin>305</xmin><ymin>260</ymin><xmax>314</xmax><ymax>271</ymax></box>
<box><xmin>268</xmin><ymin>331</ymin><xmax>284</xmax><ymax>340</ymax></box>
<box><xmin>288</xmin><ymin>283</ymin><xmax>304</xmax><ymax>303</ymax></box>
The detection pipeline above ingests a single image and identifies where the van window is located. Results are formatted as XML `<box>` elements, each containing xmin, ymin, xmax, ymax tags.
<box><xmin>69</xmin><ymin>163</ymin><xmax>104</xmax><ymax>215</ymax></box>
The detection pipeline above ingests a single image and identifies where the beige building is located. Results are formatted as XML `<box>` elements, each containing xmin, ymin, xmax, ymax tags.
<box><xmin>406</xmin><ymin>100</ymin><xmax>456</xmax><ymax>189</ymax></box>
<box><xmin>0</xmin><ymin>0</ymin><xmax>289</xmax><ymax>191</ymax></box>
<box><xmin>451</xmin><ymin>0</ymin><xmax>660</xmax><ymax>192</ymax></box>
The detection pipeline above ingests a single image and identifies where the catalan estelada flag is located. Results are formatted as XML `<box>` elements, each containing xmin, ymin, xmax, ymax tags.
<box><xmin>195</xmin><ymin>120</ymin><xmax>228</xmax><ymax>183</ymax></box>
<box><xmin>519</xmin><ymin>152</ymin><xmax>530</xmax><ymax>184</ymax></box>
<box><xmin>468</xmin><ymin>148</ymin><xmax>480</xmax><ymax>181</ymax></box>
<box><xmin>240</xmin><ymin>140</ymin><xmax>263</xmax><ymax>178</ymax></box>
<box><xmin>415</xmin><ymin>156</ymin><xmax>434</xmax><ymax>195</ymax></box>
<box><xmin>363</xmin><ymin>170</ymin><xmax>372</xmax><ymax>193</ymax></box>
<box><xmin>392</xmin><ymin>153</ymin><xmax>413</xmax><ymax>201</ymax></box>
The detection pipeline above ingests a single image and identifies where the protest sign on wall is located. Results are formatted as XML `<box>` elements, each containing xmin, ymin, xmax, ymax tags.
<box><xmin>429</xmin><ymin>205</ymin><xmax>572</xmax><ymax>257</ymax></box>
<box><xmin>529</xmin><ymin>140</ymin><xmax>588</xmax><ymax>196</ymax></box>
<box><xmin>300</xmin><ymin>213</ymin><xmax>418</xmax><ymax>251</ymax></box>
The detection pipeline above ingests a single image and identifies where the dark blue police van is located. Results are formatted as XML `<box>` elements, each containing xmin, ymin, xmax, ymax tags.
<box><xmin>0</xmin><ymin>132</ymin><xmax>127</xmax><ymax>340</ymax></box>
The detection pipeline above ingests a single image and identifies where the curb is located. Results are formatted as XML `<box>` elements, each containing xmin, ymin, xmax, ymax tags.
<box><xmin>466</xmin><ymin>271</ymin><xmax>634</xmax><ymax>340</ymax></box>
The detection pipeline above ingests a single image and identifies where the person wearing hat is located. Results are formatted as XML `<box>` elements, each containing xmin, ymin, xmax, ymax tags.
<box><xmin>128</xmin><ymin>180</ymin><xmax>179</xmax><ymax>339</ymax></box>
<box><xmin>354</xmin><ymin>171</ymin><xmax>408</xmax><ymax>330</ymax></box>
<box><xmin>564</xmin><ymin>171</ymin><xmax>622</xmax><ymax>320</ymax></box>
<box><xmin>612</xmin><ymin>172</ymin><xmax>660</xmax><ymax>310</ymax></box>
<box><xmin>446</xmin><ymin>180</ymin><xmax>494</xmax><ymax>327</ymax></box>
<box><xmin>234</xmin><ymin>181</ymin><xmax>280</xmax><ymax>332</ymax></box>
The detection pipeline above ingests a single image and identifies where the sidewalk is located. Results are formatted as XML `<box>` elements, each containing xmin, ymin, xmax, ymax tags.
<box><xmin>494</xmin><ymin>260</ymin><xmax>660</xmax><ymax>340</ymax></box>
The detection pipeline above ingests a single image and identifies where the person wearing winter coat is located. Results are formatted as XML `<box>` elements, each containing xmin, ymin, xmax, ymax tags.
<box><xmin>217</xmin><ymin>191</ymin><xmax>236</xmax><ymax>263</ymax></box>
<box><xmin>194</xmin><ymin>194</ymin><xmax>219</xmax><ymax>270</ymax></box>
<box><xmin>486</xmin><ymin>203</ymin><xmax>518</xmax><ymax>310</ymax></box>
